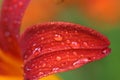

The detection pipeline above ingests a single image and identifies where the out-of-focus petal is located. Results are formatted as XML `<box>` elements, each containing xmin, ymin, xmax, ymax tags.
<box><xmin>0</xmin><ymin>76</ymin><xmax>23</xmax><ymax>80</ymax></box>
<box><xmin>0</xmin><ymin>75</ymin><xmax>61</xmax><ymax>80</ymax></box>
<box><xmin>78</xmin><ymin>0</ymin><xmax>120</xmax><ymax>23</ymax></box>
<box><xmin>0</xmin><ymin>49</ymin><xmax>23</xmax><ymax>76</ymax></box>
<box><xmin>21</xmin><ymin>0</ymin><xmax>63</xmax><ymax>32</ymax></box>
<box><xmin>0</xmin><ymin>0</ymin><xmax>30</xmax><ymax>58</ymax></box>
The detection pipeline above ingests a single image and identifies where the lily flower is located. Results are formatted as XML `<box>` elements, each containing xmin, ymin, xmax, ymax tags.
<box><xmin>0</xmin><ymin>0</ymin><xmax>111</xmax><ymax>80</ymax></box>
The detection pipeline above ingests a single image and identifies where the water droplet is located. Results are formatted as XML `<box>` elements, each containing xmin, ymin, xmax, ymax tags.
<box><xmin>70</xmin><ymin>41</ymin><xmax>80</xmax><ymax>49</ymax></box>
<box><xmin>39</xmin><ymin>72</ymin><xmax>44</xmax><ymax>75</ymax></box>
<box><xmin>102</xmin><ymin>48</ymin><xmax>110</xmax><ymax>54</ymax></box>
<box><xmin>33</xmin><ymin>43</ymin><xmax>36</xmax><ymax>46</ymax></box>
<box><xmin>42</xmin><ymin>63</ymin><xmax>46</xmax><ymax>67</ymax></box>
<box><xmin>41</xmin><ymin>37</ymin><xmax>44</xmax><ymax>40</ymax></box>
<box><xmin>54</xmin><ymin>34</ymin><xmax>63</xmax><ymax>41</ymax></box>
<box><xmin>33</xmin><ymin>48</ymin><xmax>41</xmax><ymax>56</ymax></box>
<box><xmin>52</xmin><ymin>67</ymin><xmax>59</xmax><ymax>72</ymax></box>
<box><xmin>81</xmin><ymin>58</ymin><xmax>90</xmax><ymax>62</ymax></box>
<box><xmin>91</xmin><ymin>44</ymin><xmax>94</xmax><ymax>47</ymax></box>
<box><xmin>73</xmin><ymin>60</ymin><xmax>81</xmax><ymax>66</ymax></box>
<box><xmin>83</xmin><ymin>41</ymin><xmax>88</xmax><ymax>47</ymax></box>
<box><xmin>73</xmin><ymin>58</ymin><xmax>90</xmax><ymax>66</ymax></box>
<box><xmin>66</xmin><ymin>40</ymin><xmax>71</xmax><ymax>43</ymax></box>
<box><xmin>31</xmin><ymin>64</ymin><xmax>35</xmax><ymax>67</ymax></box>
<box><xmin>35</xmin><ymin>66</ymin><xmax>38</xmax><ymax>68</ymax></box>
<box><xmin>24</xmin><ymin>55</ymin><xmax>28</xmax><ymax>59</ymax></box>
<box><xmin>18</xmin><ymin>1</ymin><xmax>23</xmax><ymax>7</ymax></box>
<box><xmin>56</xmin><ymin>56</ymin><xmax>61</xmax><ymax>61</ymax></box>
<box><xmin>26</xmin><ymin>67</ymin><xmax>31</xmax><ymax>71</ymax></box>
<box><xmin>61</xmin><ymin>42</ymin><xmax>65</xmax><ymax>45</ymax></box>
<box><xmin>73</xmin><ymin>51</ymin><xmax>77</xmax><ymax>56</ymax></box>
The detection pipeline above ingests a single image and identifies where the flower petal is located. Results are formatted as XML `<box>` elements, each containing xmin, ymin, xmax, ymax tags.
<box><xmin>0</xmin><ymin>0</ymin><xmax>30</xmax><ymax>57</ymax></box>
<box><xmin>20</xmin><ymin>22</ymin><xmax>111</xmax><ymax>80</ymax></box>
<box><xmin>0</xmin><ymin>49</ymin><xmax>22</xmax><ymax>76</ymax></box>
<box><xmin>21</xmin><ymin>0</ymin><xmax>63</xmax><ymax>31</ymax></box>
<box><xmin>78</xmin><ymin>0</ymin><xmax>120</xmax><ymax>23</ymax></box>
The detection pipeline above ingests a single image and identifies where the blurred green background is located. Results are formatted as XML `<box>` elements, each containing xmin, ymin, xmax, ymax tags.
<box><xmin>56</xmin><ymin>7</ymin><xmax>120</xmax><ymax>80</ymax></box>
<box><xmin>0</xmin><ymin>0</ymin><xmax>120</xmax><ymax>80</ymax></box>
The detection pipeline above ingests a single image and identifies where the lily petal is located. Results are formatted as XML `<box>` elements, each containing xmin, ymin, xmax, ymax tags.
<box><xmin>0</xmin><ymin>0</ymin><xmax>30</xmax><ymax>57</ymax></box>
<box><xmin>20</xmin><ymin>22</ymin><xmax>111</xmax><ymax>80</ymax></box>
<box><xmin>0</xmin><ymin>49</ymin><xmax>22</xmax><ymax>76</ymax></box>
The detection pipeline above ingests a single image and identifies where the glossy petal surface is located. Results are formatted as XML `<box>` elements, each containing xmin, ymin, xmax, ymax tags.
<box><xmin>20</xmin><ymin>22</ymin><xmax>111</xmax><ymax>80</ymax></box>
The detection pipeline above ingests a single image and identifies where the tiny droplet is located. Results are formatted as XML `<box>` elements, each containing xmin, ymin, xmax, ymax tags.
<box><xmin>54</xmin><ymin>34</ymin><xmax>63</xmax><ymax>41</ymax></box>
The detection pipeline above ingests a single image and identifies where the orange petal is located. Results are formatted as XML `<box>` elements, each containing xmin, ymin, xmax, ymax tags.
<box><xmin>0</xmin><ymin>49</ymin><xmax>23</xmax><ymax>76</ymax></box>
<box><xmin>21</xmin><ymin>0</ymin><xmax>63</xmax><ymax>32</ymax></box>
<box><xmin>78</xmin><ymin>0</ymin><xmax>120</xmax><ymax>23</ymax></box>
<box><xmin>0</xmin><ymin>75</ymin><xmax>61</xmax><ymax>80</ymax></box>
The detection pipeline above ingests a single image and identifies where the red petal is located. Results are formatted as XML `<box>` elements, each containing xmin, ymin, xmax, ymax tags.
<box><xmin>0</xmin><ymin>0</ymin><xmax>30</xmax><ymax>56</ymax></box>
<box><xmin>20</xmin><ymin>22</ymin><xmax>111</xmax><ymax>80</ymax></box>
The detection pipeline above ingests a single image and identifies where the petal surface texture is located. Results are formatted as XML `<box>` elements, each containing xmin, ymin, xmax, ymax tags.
<box><xmin>20</xmin><ymin>22</ymin><xmax>111</xmax><ymax>80</ymax></box>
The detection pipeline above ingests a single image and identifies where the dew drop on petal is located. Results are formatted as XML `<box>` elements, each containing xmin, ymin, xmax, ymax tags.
<box><xmin>73</xmin><ymin>51</ymin><xmax>78</xmax><ymax>56</ymax></box>
<box><xmin>41</xmin><ymin>37</ymin><xmax>44</xmax><ymax>40</ymax></box>
<box><xmin>32</xmin><ymin>47</ymin><xmax>41</xmax><ymax>56</ymax></box>
<box><xmin>18</xmin><ymin>1</ymin><xmax>23</xmax><ymax>7</ymax></box>
<box><xmin>102</xmin><ymin>48</ymin><xmax>110</xmax><ymax>54</ymax></box>
<box><xmin>54</xmin><ymin>34</ymin><xmax>63</xmax><ymax>41</ymax></box>
<box><xmin>33</xmin><ymin>48</ymin><xmax>41</xmax><ymax>53</ymax></box>
<box><xmin>70</xmin><ymin>41</ymin><xmax>80</xmax><ymax>49</ymax></box>
<box><xmin>56</xmin><ymin>56</ymin><xmax>62</xmax><ymax>61</ymax></box>
<box><xmin>33</xmin><ymin>43</ymin><xmax>36</xmax><ymax>46</ymax></box>
<box><xmin>52</xmin><ymin>67</ymin><xmax>59</xmax><ymax>72</ymax></box>
<box><xmin>26</xmin><ymin>67</ymin><xmax>31</xmax><ymax>71</ymax></box>
<box><xmin>73</xmin><ymin>60</ymin><xmax>81</xmax><ymax>66</ymax></box>
<box><xmin>83</xmin><ymin>41</ymin><xmax>88</xmax><ymax>47</ymax></box>
<box><xmin>73</xmin><ymin>58</ymin><xmax>90</xmax><ymax>66</ymax></box>
<box><xmin>39</xmin><ymin>72</ymin><xmax>44</xmax><ymax>75</ymax></box>
<box><xmin>42</xmin><ymin>63</ymin><xmax>46</xmax><ymax>67</ymax></box>
<box><xmin>66</xmin><ymin>40</ymin><xmax>71</xmax><ymax>44</ymax></box>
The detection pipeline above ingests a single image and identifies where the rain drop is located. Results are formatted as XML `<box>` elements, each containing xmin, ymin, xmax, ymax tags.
<box><xmin>18</xmin><ymin>1</ymin><xmax>23</xmax><ymax>7</ymax></box>
<box><xmin>26</xmin><ymin>67</ymin><xmax>31</xmax><ymax>71</ymax></box>
<box><xmin>33</xmin><ymin>48</ymin><xmax>41</xmax><ymax>53</ymax></box>
<box><xmin>54</xmin><ymin>34</ymin><xmax>63</xmax><ymax>41</ymax></box>
<box><xmin>39</xmin><ymin>72</ymin><xmax>44</xmax><ymax>75</ymax></box>
<box><xmin>66</xmin><ymin>40</ymin><xmax>71</xmax><ymax>43</ymax></box>
<box><xmin>33</xmin><ymin>47</ymin><xmax>41</xmax><ymax>56</ymax></box>
<box><xmin>41</xmin><ymin>37</ymin><xmax>44</xmax><ymax>40</ymax></box>
<box><xmin>73</xmin><ymin>60</ymin><xmax>81</xmax><ymax>66</ymax></box>
<box><xmin>102</xmin><ymin>48</ymin><xmax>110</xmax><ymax>54</ymax></box>
<box><xmin>73</xmin><ymin>58</ymin><xmax>90</xmax><ymax>66</ymax></box>
<box><xmin>42</xmin><ymin>63</ymin><xmax>46</xmax><ymax>67</ymax></box>
<box><xmin>83</xmin><ymin>41</ymin><xmax>88</xmax><ymax>47</ymax></box>
<box><xmin>52</xmin><ymin>67</ymin><xmax>59</xmax><ymax>72</ymax></box>
<box><xmin>73</xmin><ymin>51</ymin><xmax>77</xmax><ymax>56</ymax></box>
<box><xmin>33</xmin><ymin>43</ymin><xmax>36</xmax><ymax>46</ymax></box>
<box><xmin>56</xmin><ymin>56</ymin><xmax>62</xmax><ymax>61</ymax></box>
<box><xmin>70</xmin><ymin>41</ymin><xmax>80</xmax><ymax>49</ymax></box>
